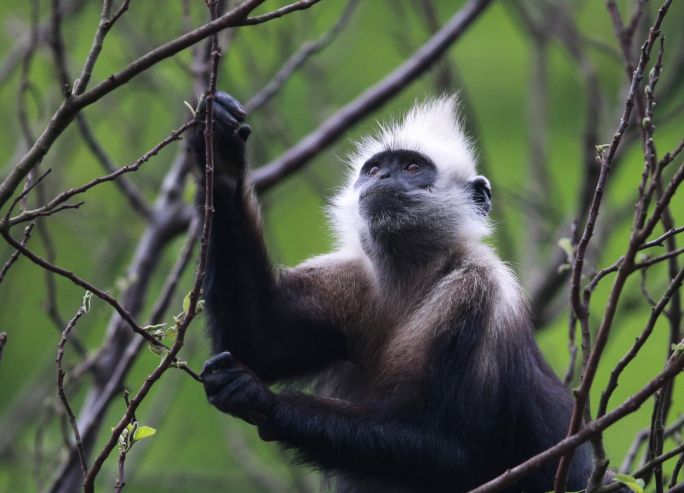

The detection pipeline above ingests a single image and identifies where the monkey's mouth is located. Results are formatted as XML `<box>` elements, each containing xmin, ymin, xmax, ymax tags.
<box><xmin>359</xmin><ymin>186</ymin><xmax>408</xmax><ymax>202</ymax></box>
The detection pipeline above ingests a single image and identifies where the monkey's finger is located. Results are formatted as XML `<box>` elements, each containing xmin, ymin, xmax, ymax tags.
<box><xmin>201</xmin><ymin>351</ymin><xmax>234</xmax><ymax>378</ymax></box>
<box><xmin>213</xmin><ymin>104</ymin><xmax>240</xmax><ymax>133</ymax></box>
<box><xmin>215</xmin><ymin>92</ymin><xmax>247</xmax><ymax>122</ymax></box>
<box><xmin>237</xmin><ymin>125</ymin><xmax>251</xmax><ymax>143</ymax></box>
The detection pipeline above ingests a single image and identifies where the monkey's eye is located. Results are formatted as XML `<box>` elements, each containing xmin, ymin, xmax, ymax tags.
<box><xmin>405</xmin><ymin>163</ymin><xmax>421</xmax><ymax>173</ymax></box>
<box><xmin>368</xmin><ymin>166</ymin><xmax>380</xmax><ymax>176</ymax></box>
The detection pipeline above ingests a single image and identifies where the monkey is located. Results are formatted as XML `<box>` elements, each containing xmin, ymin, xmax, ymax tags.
<box><xmin>191</xmin><ymin>91</ymin><xmax>595</xmax><ymax>493</ymax></box>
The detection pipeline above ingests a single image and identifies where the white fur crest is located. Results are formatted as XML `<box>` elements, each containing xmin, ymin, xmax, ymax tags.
<box><xmin>328</xmin><ymin>95</ymin><xmax>490</xmax><ymax>256</ymax></box>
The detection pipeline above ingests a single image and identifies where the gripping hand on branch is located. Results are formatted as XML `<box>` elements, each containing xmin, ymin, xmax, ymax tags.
<box><xmin>191</xmin><ymin>92</ymin><xmax>252</xmax><ymax>195</ymax></box>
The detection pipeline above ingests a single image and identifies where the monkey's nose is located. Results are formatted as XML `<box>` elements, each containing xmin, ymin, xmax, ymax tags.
<box><xmin>378</xmin><ymin>171</ymin><xmax>391</xmax><ymax>179</ymax></box>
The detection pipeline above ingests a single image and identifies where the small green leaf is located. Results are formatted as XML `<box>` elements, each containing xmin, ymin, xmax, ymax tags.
<box><xmin>183</xmin><ymin>292</ymin><xmax>191</xmax><ymax>312</ymax></box>
<box><xmin>636</xmin><ymin>480</ymin><xmax>645</xmax><ymax>488</ymax></box>
<box><xmin>615</xmin><ymin>474</ymin><xmax>643</xmax><ymax>493</ymax></box>
<box><xmin>133</xmin><ymin>426</ymin><xmax>156</xmax><ymax>442</ymax></box>
<box><xmin>558</xmin><ymin>238</ymin><xmax>574</xmax><ymax>261</ymax></box>
<box><xmin>196</xmin><ymin>299</ymin><xmax>205</xmax><ymax>314</ymax></box>
<box><xmin>672</xmin><ymin>340</ymin><xmax>684</xmax><ymax>358</ymax></box>
<box><xmin>83</xmin><ymin>291</ymin><xmax>93</xmax><ymax>313</ymax></box>
<box><xmin>183</xmin><ymin>101</ymin><xmax>197</xmax><ymax>118</ymax></box>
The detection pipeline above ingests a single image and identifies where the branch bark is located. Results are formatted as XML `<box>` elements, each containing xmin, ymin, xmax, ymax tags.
<box><xmin>251</xmin><ymin>0</ymin><xmax>495</xmax><ymax>192</ymax></box>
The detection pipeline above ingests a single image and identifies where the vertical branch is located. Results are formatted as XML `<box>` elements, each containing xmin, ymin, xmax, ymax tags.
<box><xmin>0</xmin><ymin>333</ymin><xmax>7</xmax><ymax>367</ymax></box>
<box><xmin>555</xmin><ymin>3</ymin><xmax>673</xmax><ymax>492</ymax></box>
<box><xmin>56</xmin><ymin>307</ymin><xmax>88</xmax><ymax>478</ymax></box>
<box><xmin>80</xmin><ymin>3</ymin><xmax>223</xmax><ymax>490</ymax></box>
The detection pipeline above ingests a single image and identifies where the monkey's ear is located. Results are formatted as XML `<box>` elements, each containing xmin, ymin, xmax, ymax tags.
<box><xmin>470</xmin><ymin>176</ymin><xmax>491</xmax><ymax>216</ymax></box>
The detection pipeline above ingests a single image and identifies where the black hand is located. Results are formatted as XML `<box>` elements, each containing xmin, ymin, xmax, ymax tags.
<box><xmin>191</xmin><ymin>91</ymin><xmax>251</xmax><ymax>181</ymax></box>
<box><xmin>202</xmin><ymin>352</ymin><xmax>276</xmax><ymax>423</ymax></box>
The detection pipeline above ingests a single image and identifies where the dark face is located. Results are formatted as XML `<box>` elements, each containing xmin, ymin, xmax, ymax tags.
<box><xmin>354</xmin><ymin>150</ymin><xmax>438</xmax><ymax>221</ymax></box>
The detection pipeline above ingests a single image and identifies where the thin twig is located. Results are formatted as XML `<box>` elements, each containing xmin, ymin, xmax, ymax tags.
<box><xmin>72</xmin><ymin>0</ymin><xmax>131</xmax><ymax>96</ymax></box>
<box><xmin>0</xmin><ymin>333</ymin><xmax>7</xmax><ymax>366</ymax></box>
<box><xmin>635</xmin><ymin>248</ymin><xmax>684</xmax><ymax>270</ymax></box>
<box><xmin>241</xmin><ymin>0</ymin><xmax>324</xmax><ymax>25</ymax></box>
<box><xmin>0</xmin><ymin>0</ymin><xmax>299</xmax><ymax>210</ymax></box>
<box><xmin>597</xmin><ymin>265</ymin><xmax>684</xmax><ymax>418</ymax></box>
<box><xmin>244</xmin><ymin>0</ymin><xmax>361</xmax><ymax>113</ymax></box>
<box><xmin>115</xmin><ymin>447</ymin><xmax>126</xmax><ymax>493</ymax></box>
<box><xmin>56</xmin><ymin>307</ymin><xmax>88</xmax><ymax>478</ymax></box>
<box><xmin>0</xmin><ymin>230</ymin><xmax>165</xmax><ymax>350</ymax></box>
<box><xmin>641</xmin><ymin>227</ymin><xmax>684</xmax><ymax>250</ymax></box>
<box><xmin>671</xmin><ymin>452</ymin><xmax>684</xmax><ymax>489</ymax></box>
<box><xmin>8</xmin><ymin>121</ymin><xmax>197</xmax><ymax>228</ymax></box>
<box><xmin>3</xmin><ymin>169</ymin><xmax>51</xmax><ymax>223</ymax></box>
<box><xmin>75</xmin><ymin>114</ymin><xmax>152</xmax><ymax>219</ymax></box>
<box><xmin>555</xmin><ymin>3</ymin><xmax>673</xmax><ymax>490</ymax></box>
<box><xmin>0</xmin><ymin>223</ymin><xmax>35</xmax><ymax>284</ymax></box>
<box><xmin>82</xmin><ymin>2</ymin><xmax>223</xmax><ymax>489</ymax></box>
<box><xmin>251</xmin><ymin>0</ymin><xmax>495</xmax><ymax>192</ymax></box>
<box><xmin>466</xmin><ymin>349</ymin><xmax>684</xmax><ymax>493</ymax></box>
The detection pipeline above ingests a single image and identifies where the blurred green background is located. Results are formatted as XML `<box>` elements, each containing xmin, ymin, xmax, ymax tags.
<box><xmin>0</xmin><ymin>0</ymin><xmax>683</xmax><ymax>492</ymax></box>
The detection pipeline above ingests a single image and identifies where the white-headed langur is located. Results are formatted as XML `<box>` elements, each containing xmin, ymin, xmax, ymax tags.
<box><xmin>192</xmin><ymin>92</ymin><xmax>601</xmax><ymax>493</ymax></box>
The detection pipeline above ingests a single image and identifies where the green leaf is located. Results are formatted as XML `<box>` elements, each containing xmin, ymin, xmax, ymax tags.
<box><xmin>614</xmin><ymin>474</ymin><xmax>643</xmax><ymax>493</ymax></box>
<box><xmin>672</xmin><ymin>340</ymin><xmax>684</xmax><ymax>358</ymax></box>
<box><xmin>83</xmin><ymin>291</ymin><xmax>93</xmax><ymax>313</ymax></box>
<box><xmin>196</xmin><ymin>299</ymin><xmax>205</xmax><ymax>314</ymax></box>
<box><xmin>558</xmin><ymin>238</ymin><xmax>574</xmax><ymax>261</ymax></box>
<box><xmin>183</xmin><ymin>292</ymin><xmax>191</xmax><ymax>312</ymax></box>
<box><xmin>133</xmin><ymin>426</ymin><xmax>156</xmax><ymax>442</ymax></box>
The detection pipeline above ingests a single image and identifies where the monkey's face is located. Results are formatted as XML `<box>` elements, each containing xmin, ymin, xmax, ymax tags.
<box><xmin>354</xmin><ymin>150</ymin><xmax>438</xmax><ymax>229</ymax></box>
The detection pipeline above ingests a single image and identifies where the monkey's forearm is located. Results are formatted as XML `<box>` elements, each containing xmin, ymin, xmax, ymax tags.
<box><xmin>266</xmin><ymin>391</ymin><xmax>466</xmax><ymax>481</ymax></box>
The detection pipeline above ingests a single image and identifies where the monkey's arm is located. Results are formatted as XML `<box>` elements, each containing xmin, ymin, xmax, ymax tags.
<box><xmin>202</xmin><ymin>353</ymin><xmax>470</xmax><ymax>485</ymax></box>
<box><xmin>266</xmin><ymin>391</ymin><xmax>468</xmax><ymax>482</ymax></box>
<box><xmin>193</xmin><ymin>92</ymin><xmax>347</xmax><ymax>382</ymax></box>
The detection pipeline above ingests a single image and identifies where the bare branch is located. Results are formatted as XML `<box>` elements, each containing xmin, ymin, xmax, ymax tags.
<box><xmin>75</xmin><ymin>114</ymin><xmax>152</xmax><ymax>219</ymax></box>
<box><xmin>241</xmin><ymin>0</ymin><xmax>324</xmax><ymax>25</ymax></box>
<box><xmin>8</xmin><ymin>121</ymin><xmax>197</xmax><ymax>228</ymax></box>
<box><xmin>0</xmin><ymin>333</ymin><xmax>7</xmax><ymax>366</ymax></box>
<box><xmin>244</xmin><ymin>0</ymin><xmax>361</xmax><ymax>113</ymax></box>
<box><xmin>0</xmin><ymin>0</ymin><xmax>329</xmax><ymax>211</ymax></box>
<box><xmin>72</xmin><ymin>0</ymin><xmax>131</xmax><ymax>96</ymax></box>
<box><xmin>635</xmin><ymin>247</ymin><xmax>684</xmax><ymax>270</ymax></box>
<box><xmin>56</xmin><ymin>307</ymin><xmax>88</xmax><ymax>478</ymax></box>
<box><xmin>556</xmin><ymin>2</ymin><xmax>673</xmax><ymax>490</ymax></box>
<box><xmin>641</xmin><ymin>226</ymin><xmax>684</xmax><ymax>250</ymax></box>
<box><xmin>0</xmin><ymin>230</ymin><xmax>164</xmax><ymax>350</ymax></box>
<box><xmin>251</xmin><ymin>0</ymin><xmax>495</xmax><ymax>192</ymax></box>
<box><xmin>598</xmin><ymin>265</ymin><xmax>684</xmax><ymax>421</ymax></box>
<box><xmin>82</xmin><ymin>1</ymin><xmax>225</xmax><ymax>488</ymax></box>
<box><xmin>0</xmin><ymin>223</ymin><xmax>34</xmax><ymax>284</ymax></box>
<box><xmin>466</xmin><ymin>351</ymin><xmax>684</xmax><ymax>493</ymax></box>
<box><xmin>3</xmin><ymin>168</ymin><xmax>52</xmax><ymax>223</ymax></box>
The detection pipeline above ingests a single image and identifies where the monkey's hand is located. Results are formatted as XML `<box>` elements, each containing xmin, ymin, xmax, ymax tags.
<box><xmin>192</xmin><ymin>92</ymin><xmax>252</xmax><ymax>186</ymax></box>
<box><xmin>201</xmin><ymin>352</ymin><xmax>276</xmax><ymax>437</ymax></box>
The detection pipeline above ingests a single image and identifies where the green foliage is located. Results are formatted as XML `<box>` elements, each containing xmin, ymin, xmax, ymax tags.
<box><xmin>0</xmin><ymin>0</ymin><xmax>683</xmax><ymax>492</ymax></box>
<box><xmin>613</xmin><ymin>474</ymin><xmax>646</xmax><ymax>493</ymax></box>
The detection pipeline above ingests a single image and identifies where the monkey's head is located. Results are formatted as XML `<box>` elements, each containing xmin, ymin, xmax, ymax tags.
<box><xmin>330</xmin><ymin>95</ymin><xmax>492</xmax><ymax>258</ymax></box>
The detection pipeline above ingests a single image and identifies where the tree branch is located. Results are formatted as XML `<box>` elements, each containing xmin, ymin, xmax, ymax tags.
<box><xmin>0</xmin><ymin>223</ymin><xmax>34</xmax><ymax>284</ymax></box>
<box><xmin>56</xmin><ymin>307</ymin><xmax>88</xmax><ymax>478</ymax></box>
<box><xmin>251</xmin><ymin>0</ymin><xmax>495</xmax><ymax>192</ymax></box>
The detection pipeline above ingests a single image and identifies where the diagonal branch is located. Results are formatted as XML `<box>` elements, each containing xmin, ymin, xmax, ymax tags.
<box><xmin>251</xmin><ymin>0</ymin><xmax>495</xmax><ymax>192</ymax></box>
<box><xmin>244</xmin><ymin>0</ymin><xmax>361</xmax><ymax>114</ymax></box>
<box><xmin>0</xmin><ymin>0</ymin><xmax>329</xmax><ymax>212</ymax></box>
